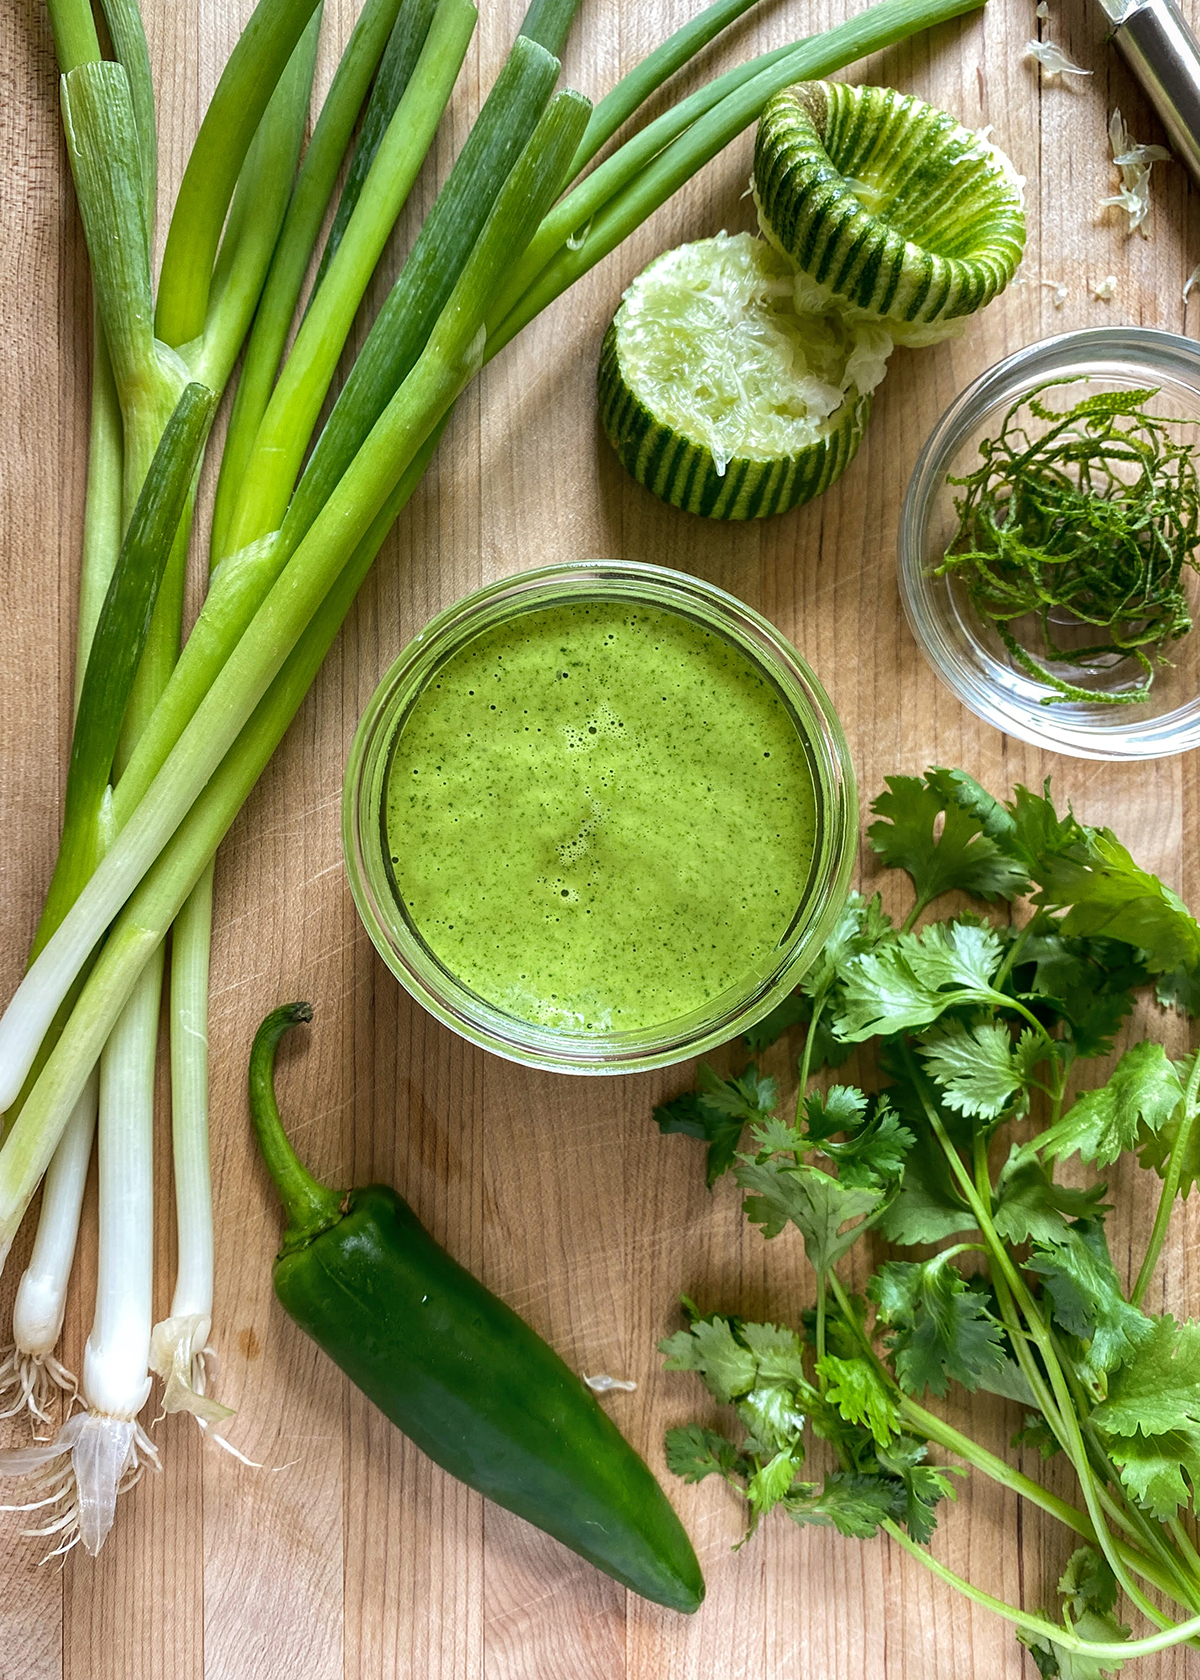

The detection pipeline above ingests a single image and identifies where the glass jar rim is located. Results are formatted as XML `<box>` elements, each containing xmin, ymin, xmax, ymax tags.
<box><xmin>342</xmin><ymin>559</ymin><xmax>857</xmax><ymax>1074</ymax></box>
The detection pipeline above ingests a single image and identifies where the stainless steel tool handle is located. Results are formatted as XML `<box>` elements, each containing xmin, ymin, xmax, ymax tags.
<box><xmin>1115</xmin><ymin>0</ymin><xmax>1200</xmax><ymax>185</ymax></box>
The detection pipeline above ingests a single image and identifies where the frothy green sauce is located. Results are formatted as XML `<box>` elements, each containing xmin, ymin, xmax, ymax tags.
<box><xmin>384</xmin><ymin>599</ymin><xmax>818</xmax><ymax>1033</ymax></box>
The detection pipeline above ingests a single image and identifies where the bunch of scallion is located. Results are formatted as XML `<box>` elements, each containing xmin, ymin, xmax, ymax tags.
<box><xmin>0</xmin><ymin>0</ymin><xmax>984</xmax><ymax>1554</ymax></box>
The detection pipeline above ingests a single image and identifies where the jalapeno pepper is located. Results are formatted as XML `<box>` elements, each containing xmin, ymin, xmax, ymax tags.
<box><xmin>249</xmin><ymin>1003</ymin><xmax>705</xmax><ymax>1614</ymax></box>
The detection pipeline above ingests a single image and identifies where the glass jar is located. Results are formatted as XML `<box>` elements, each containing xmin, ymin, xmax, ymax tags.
<box><xmin>343</xmin><ymin>560</ymin><xmax>856</xmax><ymax>1074</ymax></box>
<box><xmin>899</xmin><ymin>327</ymin><xmax>1200</xmax><ymax>760</ymax></box>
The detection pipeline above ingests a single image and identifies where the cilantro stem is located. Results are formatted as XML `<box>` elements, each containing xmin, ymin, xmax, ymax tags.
<box><xmin>992</xmin><ymin>919</ymin><xmax>1034</xmax><ymax>992</ymax></box>
<box><xmin>825</xmin><ymin>1275</ymin><xmax>1185</xmax><ymax>1604</ymax></box>
<box><xmin>901</xmin><ymin>895</ymin><xmax>934</xmax><ymax>934</ymax></box>
<box><xmin>795</xmin><ymin>996</ymin><xmax>826</xmax><ymax>1113</ymax></box>
<box><xmin>909</xmin><ymin>1052</ymin><xmax>1164</xmax><ymax>1622</ymax></box>
<box><xmin>986</xmin><ymin>988</ymin><xmax>1054</xmax><ymax>1047</ymax></box>
<box><xmin>882</xmin><ymin>1518</ymin><xmax>1200</xmax><ymax>1660</ymax></box>
<box><xmin>815</xmin><ymin>1281</ymin><xmax>828</xmax><ymax>1375</ymax></box>
<box><xmin>1131</xmin><ymin>1047</ymin><xmax>1200</xmax><ymax>1307</ymax></box>
<box><xmin>1168</xmin><ymin>1514</ymin><xmax>1200</xmax><ymax>1586</ymax></box>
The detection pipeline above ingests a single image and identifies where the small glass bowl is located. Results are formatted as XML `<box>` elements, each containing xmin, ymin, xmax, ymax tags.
<box><xmin>343</xmin><ymin>560</ymin><xmax>857</xmax><ymax>1076</ymax></box>
<box><xmin>898</xmin><ymin>327</ymin><xmax>1200</xmax><ymax>760</ymax></box>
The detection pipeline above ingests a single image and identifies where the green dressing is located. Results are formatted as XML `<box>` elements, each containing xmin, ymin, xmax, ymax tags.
<box><xmin>384</xmin><ymin>599</ymin><xmax>818</xmax><ymax>1033</ymax></box>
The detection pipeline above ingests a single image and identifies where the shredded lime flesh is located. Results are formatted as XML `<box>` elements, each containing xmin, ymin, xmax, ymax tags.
<box><xmin>613</xmin><ymin>231</ymin><xmax>877</xmax><ymax>475</ymax></box>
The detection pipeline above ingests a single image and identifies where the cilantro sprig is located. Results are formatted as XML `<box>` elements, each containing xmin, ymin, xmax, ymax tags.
<box><xmin>655</xmin><ymin>769</ymin><xmax>1200</xmax><ymax>1674</ymax></box>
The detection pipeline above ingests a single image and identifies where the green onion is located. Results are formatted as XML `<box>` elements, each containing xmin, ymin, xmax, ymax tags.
<box><xmin>308</xmin><ymin>0</ymin><xmax>439</xmax><ymax>295</ymax></box>
<box><xmin>223</xmin><ymin>0</ymin><xmax>478</xmax><ymax>555</ymax></box>
<box><xmin>36</xmin><ymin>384</ymin><xmax>215</xmax><ymax>949</ymax></box>
<box><xmin>96</xmin><ymin>0</ymin><xmax>156</xmax><ymax>222</ymax></box>
<box><xmin>211</xmin><ymin>0</ymin><xmax>408</xmax><ymax>555</ymax></box>
<box><xmin>59</xmin><ymin>59</ymin><xmax>186</xmax><ymax>488</ymax></box>
<box><xmin>516</xmin><ymin>0</ymin><xmax>580</xmax><ymax>54</ymax></box>
<box><xmin>121</xmin><ymin>32</ymin><xmax>564</xmax><ymax>833</ymax></box>
<box><xmin>570</xmin><ymin>0</ymin><xmax>768</xmax><ymax>175</ymax></box>
<box><xmin>0</xmin><ymin>90</ymin><xmax>591</xmax><ymax>1232</ymax></box>
<box><xmin>155</xmin><ymin>0</ymin><xmax>323</xmax><ymax>346</ymax></box>
<box><xmin>189</xmin><ymin>8</ymin><xmax>324</xmax><ymax>393</ymax></box>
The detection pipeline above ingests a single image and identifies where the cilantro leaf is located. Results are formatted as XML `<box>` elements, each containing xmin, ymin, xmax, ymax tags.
<box><xmin>874</xmin><ymin>1127</ymin><xmax>977</xmax><ymax>1246</ymax></box>
<box><xmin>1089</xmin><ymin>1311</ymin><xmax>1200</xmax><ymax>1517</ymax></box>
<box><xmin>659</xmin><ymin>1315</ymin><xmax>758</xmax><ymax>1405</ymax></box>
<box><xmin>1104</xmin><ymin>1428</ymin><xmax>1200</xmax><ymax>1520</ymax></box>
<box><xmin>993</xmin><ymin>1151</ymin><xmax>1110</xmax><ymax>1246</ymax></box>
<box><xmin>868</xmin><ymin>773</ymin><xmax>1030</xmax><ymax>906</ymax></box>
<box><xmin>746</xmin><ymin>896</ymin><xmax>895</xmax><ymax>1057</ymax></box>
<box><xmin>919</xmin><ymin>1020</ymin><xmax>1039</xmax><ymax>1120</ymax></box>
<box><xmin>783</xmin><ymin>1471</ymin><xmax>897</xmax><ymax>1539</ymax></box>
<box><xmin>1020</xmin><ymin>1610</ymin><xmax>1131</xmax><ymax>1680</ymax></box>
<box><xmin>800</xmin><ymin>891</ymin><xmax>895</xmax><ymax>1001</ymax></box>
<box><xmin>1010</xmin><ymin>782</ymin><xmax>1200</xmax><ymax>983</ymax></box>
<box><xmin>1091</xmin><ymin>1315</ymin><xmax>1200</xmax><ymax>1438</ymax></box>
<box><xmin>1156</xmin><ymin>964</ymin><xmax>1200</xmax><ymax>1015</ymax></box>
<box><xmin>869</xmin><ymin>1257</ymin><xmax>1008</xmax><ymax>1397</ymax></box>
<box><xmin>1137</xmin><ymin>1055</ymin><xmax>1200</xmax><ymax>1197</ymax></box>
<box><xmin>875</xmin><ymin>1435</ymin><xmax>960</xmax><ymax>1544</ymax></box>
<box><xmin>661</xmin><ymin>1315</ymin><xmax>816</xmax><ymax>1458</ymax></box>
<box><xmin>1037</xmin><ymin>1041</ymin><xmax>1184</xmax><ymax>1169</ymax></box>
<box><xmin>801</xmin><ymin>1087</ymin><xmax>915</xmax><ymax>1188</ymax></box>
<box><xmin>977</xmin><ymin>1358</ymin><xmax>1039</xmax><ymax>1408</ymax></box>
<box><xmin>815</xmin><ymin>1354</ymin><xmax>900</xmax><ymax>1447</ymax></box>
<box><xmin>1012</xmin><ymin>1412</ymin><xmax>1063</xmax><ymax>1459</ymax></box>
<box><xmin>734</xmin><ymin>1323</ymin><xmax>813</xmax><ymax>1455</ymax></box>
<box><xmin>664</xmin><ymin>1423</ymin><xmax>747</xmax><ymax>1484</ymax></box>
<box><xmin>834</xmin><ymin>921</ymin><xmax>1005</xmax><ymax>1042</ymax></box>
<box><xmin>736</xmin><ymin>1157</ymin><xmax>884</xmax><ymax>1268</ymax></box>
<box><xmin>801</xmin><ymin>1084</ymin><xmax>870</xmax><ymax>1141</ymax></box>
<box><xmin>1014</xmin><ymin>925</ymin><xmax>1148</xmax><ymax>1060</ymax></box>
<box><xmin>1059</xmin><ymin>1545</ymin><xmax>1118</xmax><ymax>1620</ymax></box>
<box><xmin>905</xmin><ymin>920</ymin><xmax>1005</xmax><ymax>992</ymax></box>
<box><xmin>740</xmin><ymin>1320</ymin><xmax>810</xmax><ymax>1387</ymax></box>
<box><xmin>742</xmin><ymin>989</ymin><xmax>809</xmax><ymax>1054</ymax></box>
<box><xmin>654</xmin><ymin>1062</ymin><xmax>778</xmax><ymax>1186</ymax></box>
<box><xmin>747</xmin><ymin>1448</ymin><xmax>804</xmax><ymax>1518</ymax></box>
<box><xmin>1027</xmin><ymin>1221</ymin><xmax>1153</xmax><ymax>1380</ymax></box>
<box><xmin>931</xmin><ymin>766</ymin><xmax>1018</xmax><ymax>842</ymax></box>
<box><xmin>832</xmin><ymin>944</ymin><xmax>946</xmax><ymax>1042</ymax></box>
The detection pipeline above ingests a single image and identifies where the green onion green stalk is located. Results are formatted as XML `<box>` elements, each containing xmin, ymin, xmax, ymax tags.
<box><xmin>1</xmin><ymin>0</ymin><xmax>986</xmax><ymax>1556</ymax></box>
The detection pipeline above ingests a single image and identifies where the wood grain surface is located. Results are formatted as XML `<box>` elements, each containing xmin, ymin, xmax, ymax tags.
<box><xmin>2</xmin><ymin>0</ymin><xmax>1199</xmax><ymax>1675</ymax></box>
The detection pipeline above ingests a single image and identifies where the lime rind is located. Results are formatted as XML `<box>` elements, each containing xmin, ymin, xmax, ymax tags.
<box><xmin>598</xmin><ymin>232</ymin><xmax>878</xmax><ymax>521</ymax></box>
<box><xmin>754</xmin><ymin>82</ymin><xmax>1026</xmax><ymax>340</ymax></box>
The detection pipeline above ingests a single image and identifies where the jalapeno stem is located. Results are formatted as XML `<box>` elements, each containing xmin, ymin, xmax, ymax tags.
<box><xmin>248</xmin><ymin>1003</ymin><xmax>344</xmax><ymax>1249</ymax></box>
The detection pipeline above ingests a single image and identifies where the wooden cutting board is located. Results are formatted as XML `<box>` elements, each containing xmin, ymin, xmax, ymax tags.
<box><xmin>2</xmin><ymin>0</ymin><xmax>1198</xmax><ymax>1674</ymax></box>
